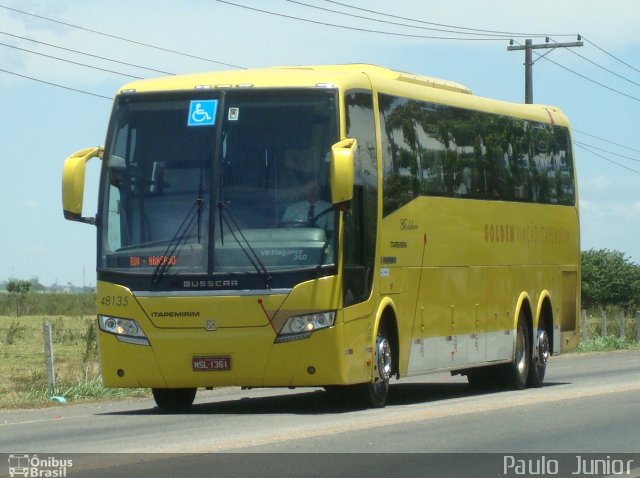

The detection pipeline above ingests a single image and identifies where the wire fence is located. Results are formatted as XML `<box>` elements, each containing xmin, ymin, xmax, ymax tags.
<box><xmin>581</xmin><ymin>310</ymin><xmax>640</xmax><ymax>342</ymax></box>
<box><xmin>0</xmin><ymin>316</ymin><xmax>98</xmax><ymax>404</ymax></box>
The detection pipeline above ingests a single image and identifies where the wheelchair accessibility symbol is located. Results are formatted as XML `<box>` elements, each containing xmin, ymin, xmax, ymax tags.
<box><xmin>188</xmin><ymin>100</ymin><xmax>217</xmax><ymax>127</ymax></box>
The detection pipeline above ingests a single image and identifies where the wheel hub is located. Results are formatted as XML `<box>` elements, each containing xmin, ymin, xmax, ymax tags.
<box><xmin>375</xmin><ymin>336</ymin><xmax>392</xmax><ymax>381</ymax></box>
<box><xmin>536</xmin><ymin>329</ymin><xmax>550</xmax><ymax>365</ymax></box>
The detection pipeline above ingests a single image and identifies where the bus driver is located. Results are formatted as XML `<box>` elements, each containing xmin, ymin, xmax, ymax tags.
<box><xmin>281</xmin><ymin>178</ymin><xmax>333</xmax><ymax>229</ymax></box>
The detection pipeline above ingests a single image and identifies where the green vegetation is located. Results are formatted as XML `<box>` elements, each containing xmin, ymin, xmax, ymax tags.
<box><xmin>581</xmin><ymin>249</ymin><xmax>640</xmax><ymax>313</ymax></box>
<box><xmin>577</xmin><ymin>249</ymin><xmax>640</xmax><ymax>353</ymax></box>
<box><xmin>21</xmin><ymin>376</ymin><xmax>149</xmax><ymax>404</ymax></box>
<box><xmin>5</xmin><ymin>279</ymin><xmax>31</xmax><ymax>316</ymax></box>
<box><xmin>0</xmin><ymin>293</ymin><xmax>149</xmax><ymax>408</ymax></box>
<box><xmin>0</xmin><ymin>290</ymin><xmax>96</xmax><ymax>317</ymax></box>
<box><xmin>575</xmin><ymin>336</ymin><xmax>640</xmax><ymax>353</ymax></box>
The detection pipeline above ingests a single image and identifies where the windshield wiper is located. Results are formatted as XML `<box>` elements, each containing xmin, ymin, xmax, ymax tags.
<box><xmin>217</xmin><ymin>202</ymin><xmax>272</xmax><ymax>289</ymax></box>
<box><xmin>151</xmin><ymin>198</ymin><xmax>204</xmax><ymax>283</ymax></box>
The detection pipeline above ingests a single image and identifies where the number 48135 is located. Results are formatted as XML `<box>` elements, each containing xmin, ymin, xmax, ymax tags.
<box><xmin>100</xmin><ymin>296</ymin><xmax>129</xmax><ymax>307</ymax></box>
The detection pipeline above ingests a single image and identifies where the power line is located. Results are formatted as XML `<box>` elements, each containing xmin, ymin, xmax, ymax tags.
<box><xmin>510</xmin><ymin>39</ymin><xmax>640</xmax><ymax>103</ymax></box>
<box><xmin>0</xmin><ymin>41</ymin><xmax>143</xmax><ymax>79</ymax></box>
<box><xmin>287</xmin><ymin>0</ymin><xmax>536</xmax><ymax>39</ymax></box>
<box><xmin>216</xmin><ymin>0</ymin><xmax>509</xmax><ymax>41</ymax></box>
<box><xmin>548</xmin><ymin>37</ymin><xmax>640</xmax><ymax>89</ymax></box>
<box><xmin>0</xmin><ymin>66</ymin><xmax>112</xmax><ymax>100</ymax></box>
<box><xmin>576</xmin><ymin>142</ymin><xmax>640</xmax><ymax>175</ymax></box>
<box><xmin>574</xmin><ymin>140</ymin><xmax>640</xmax><ymax>164</ymax></box>
<box><xmin>322</xmin><ymin>0</ymin><xmax>576</xmax><ymax>38</ymax></box>
<box><xmin>573</xmin><ymin>129</ymin><xmax>640</xmax><ymax>154</ymax></box>
<box><xmin>0</xmin><ymin>30</ymin><xmax>175</xmax><ymax>76</ymax></box>
<box><xmin>543</xmin><ymin>54</ymin><xmax>640</xmax><ymax>103</ymax></box>
<box><xmin>0</xmin><ymin>3</ymin><xmax>245</xmax><ymax>69</ymax></box>
<box><xmin>582</xmin><ymin>35</ymin><xmax>640</xmax><ymax>76</ymax></box>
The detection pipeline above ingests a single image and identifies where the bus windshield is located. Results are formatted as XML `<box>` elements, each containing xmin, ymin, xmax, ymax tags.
<box><xmin>99</xmin><ymin>89</ymin><xmax>339</xmax><ymax>280</ymax></box>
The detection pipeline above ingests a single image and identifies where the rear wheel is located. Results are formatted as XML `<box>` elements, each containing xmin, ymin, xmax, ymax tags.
<box><xmin>528</xmin><ymin>327</ymin><xmax>550</xmax><ymax>387</ymax></box>
<box><xmin>152</xmin><ymin>387</ymin><xmax>197</xmax><ymax>412</ymax></box>
<box><xmin>500</xmin><ymin>311</ymin><xmax>530</xmax><ymax>390</ymax></box>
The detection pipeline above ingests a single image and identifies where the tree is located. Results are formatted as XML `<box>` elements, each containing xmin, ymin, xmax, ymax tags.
<box><xmin>581</xmin><ymin>249</ymin><xmax>640</xmax><ymax>312</ymax></box>
<box><xmin>6</xmin><ymin>279</ymin><xmax>31</xmax><ymax>317</ymax></box>
<box><xmin>29</xmin><ymin>276</ymin><xmax>46</xmax><ymax>292</ymax></box>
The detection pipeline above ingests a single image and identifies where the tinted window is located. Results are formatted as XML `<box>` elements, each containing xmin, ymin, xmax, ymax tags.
<box><xmin>343</xmin><ymin>90</ymin><xmax>377</xmax><ymax>306</ymax></box>
<box><xmin>379</xmin><ymin>93</ymin><xmax>575</xmax><ymax>216</ymax></box>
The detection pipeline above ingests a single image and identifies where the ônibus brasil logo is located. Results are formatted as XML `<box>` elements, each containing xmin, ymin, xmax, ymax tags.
<box><xmin>8</xmin><ymin>454</ymin><xmax>73</xmax><ymax>477</ymax></box>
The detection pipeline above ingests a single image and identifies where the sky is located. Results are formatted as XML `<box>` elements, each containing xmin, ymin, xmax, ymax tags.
<box><xmin>1</xmin><ymin>0</ymin><xmax>639</xmax><ymax>287</ymax></box>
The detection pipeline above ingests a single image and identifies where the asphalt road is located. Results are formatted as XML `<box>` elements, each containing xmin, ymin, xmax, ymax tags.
<box><xmin>2</xmin><ymin>350</ymin><xmax>640</xmax><ymax>477</ymax></box>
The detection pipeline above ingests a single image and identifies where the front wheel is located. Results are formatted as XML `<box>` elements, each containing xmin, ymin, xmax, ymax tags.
<box><xmin>354</xmin><ymin>326</ymin><xmax>393</xmax><ymax>408</ymax></box>
<box><xmin>152</xmin><ymin>387</ymin><xmax>197</xmax><ymax>412</ymax></box>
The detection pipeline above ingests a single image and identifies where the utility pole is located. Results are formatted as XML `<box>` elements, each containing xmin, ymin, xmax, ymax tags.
<box><xmin>507</xmin><ymin>37</ymin><xmax>583</xmax><ymax>104</ymax></box>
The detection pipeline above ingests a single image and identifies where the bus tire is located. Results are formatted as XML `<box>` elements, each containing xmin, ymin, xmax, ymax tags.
<box><xmin>152</xmin><ymin>387</ymin><xmax>197</xmax><ymax>412</ymax></box>
<box><xmin>527</xmin><ymin>327</ymin><xmax>550</xmax><ymax>388</ymax></box>
<box><xmin>501</xmin><ymin>311</ymin><xmax>530</xmax><ymax>390</ymax></box>
<box><xmin>355</xmin><ymin>326</ymin><xmax>393</xmax><ymax>408</ymax></box>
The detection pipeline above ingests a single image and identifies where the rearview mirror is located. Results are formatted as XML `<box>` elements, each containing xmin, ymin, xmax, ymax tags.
<box><xmin>61</xmin><ymin>147</ymin><xmax>102</xmax><ymax>224</ymax></box>
<box><xmin>330</xmin><ymin>138</ymin><xmax>357</xmax><ymax>205</ymax></box>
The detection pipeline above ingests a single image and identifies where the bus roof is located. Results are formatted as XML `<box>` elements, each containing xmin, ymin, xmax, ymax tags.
<box><xmin>118</xmin><ymin>64</ymin><xmax>470</xmax><ymax>93</ymax></box>
<box><xmin>117</xmin><ymin>63</ymin><xmax>569</xmax><ymax>127</ymax></box>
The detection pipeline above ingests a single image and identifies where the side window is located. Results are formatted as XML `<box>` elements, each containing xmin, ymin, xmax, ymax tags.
<box><xmin>106</xmin><ymin>185</ymin><xmax>122</xmax><ymax>251</ymax></box>
<box><xmin>379</xmin><ymin>94</ymin><xmax>420</xmax><ymax>216</ymax></box>
<box><xmin>103</xmin><ymin>123</ymin><xmax>134</xmax><ymax>252</ymax></box>
<box><xmin>555</xmin><ymin>127</ymin><xmax>575</xmax><ymax>205</ymax></box>
<box><xmin>530</xmin><ymin>124</ymin><xmax>575</xmax><ymax>205</ymax></box>
<box><xmin>343</xmin><ymin>90</ymin><xmax>377</xmax><ymax>306</ymax></box>
<box><xmin>379</xmin><ymin>92</ymin><xmax>576</xmax><ymax>208</ymax></box>
<box><xmin>423</xmin><ymin>105</ymin><xmax>482</xmax><ymax>199</ymax></box>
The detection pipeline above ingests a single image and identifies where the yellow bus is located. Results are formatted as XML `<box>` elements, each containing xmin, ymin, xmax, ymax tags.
<box><xmin>62</xmin><ymin>64</ymin><xmax>579</xmax><ymax>411</ymax></box>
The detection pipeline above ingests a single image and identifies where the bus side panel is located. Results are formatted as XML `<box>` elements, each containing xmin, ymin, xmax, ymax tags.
<box><xmin>379</xmin><ymin>197</ymin><xmax>579</xmax><ymax>375</ymax></box>
<box><xmin>560</xmin><ymin>269</ymin><xmax>580</xmax><ymax>352</ymax></box>
<box><xmin>485</xmin><ymin>266</ymin><xmax>516</xmax><ymax>362</ymax></box>
<box><xmin>406</xmin><ymin>267</ymin><xmax>487</xmax><ymax>373</ymax></box>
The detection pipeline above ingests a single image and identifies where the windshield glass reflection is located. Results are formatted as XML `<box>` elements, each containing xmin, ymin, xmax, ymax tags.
<box><xmin>99</xmin><ymin>90</ymin><xmax>339</xmax><ymax>278</ymax></box>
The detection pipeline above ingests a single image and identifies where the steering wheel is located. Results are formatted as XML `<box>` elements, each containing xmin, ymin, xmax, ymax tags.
<box><xmin>280</xmin><ymin>219</ymin><xmax>310</xmax><ymax>228</ymax></box>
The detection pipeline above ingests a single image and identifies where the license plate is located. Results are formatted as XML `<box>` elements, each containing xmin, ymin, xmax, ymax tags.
<box><xmin>192</xmin><ymin>355</ymin><xmax>231</xmax><ymax>371</ymax></box>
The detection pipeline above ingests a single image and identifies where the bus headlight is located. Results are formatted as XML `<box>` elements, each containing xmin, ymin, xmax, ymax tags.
<box><xmin>276</xmin><ymin>311</ymin><xmax>336</xmax><ymax>343</ymax></box>
<box><xmin>98</xmin><ymin>315</ymin><xmax>150</xmax><ymax>346</ymax></box>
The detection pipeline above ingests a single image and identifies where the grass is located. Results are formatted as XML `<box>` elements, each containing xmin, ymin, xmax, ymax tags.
<box><xmin>0</xmin><ymin>292</ymin><xmax>95</xmax><ymax>317</ymax></box>
<box><xmin>21</xmin><ymin>376</ymin><xmax>149</xmax><ymax>405</ymax></box>
<box><xmin>575</xmin><ymin>335</ymin><xmax>640</xmax><ymax>353</ymax></box>
<box><xmin>0</xmin><ymin>314</ymin><xmax>149</xmax><ymax>408</ymax></box>
<box><xmin>576</xmin><ymin>315</ymin><xmax>640</xmax><ymax>353</ymax></box>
